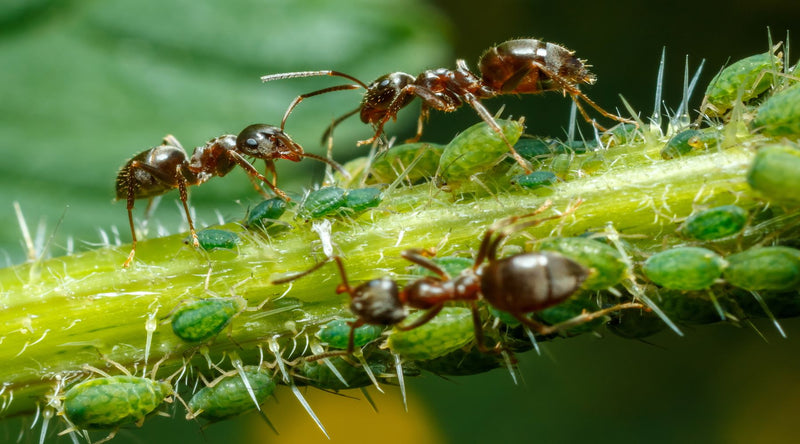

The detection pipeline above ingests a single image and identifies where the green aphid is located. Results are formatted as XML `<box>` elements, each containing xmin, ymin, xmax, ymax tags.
<box><xmin>488</xmin><ymin>305</ymin><xmax>520</xmax><ymax>327</ymax></box>
<box><xmin>512</xmin><ymin>138</ymin><xmax>557</xmax><ymax>161</ymax></box>
<box><xmin>548</xmin><ymin>153</ymin><xmax>572</xmax><ymax>179</ymax></box>
<box><xmin>752</xmin><ymin>83</ymin><xmax>800</xmax><ymax>137</ymax></box>
<box><xmin>437</xmin><ymin>118</ymin><xmax>524</xmax><ymax>185</ymax></box>
<box><xmin>536</xmin><ymin>296</ymin><xmax>605</xmax><ymax>335</ymax></box>
<box><xmin>187</xmin><ymin>366</ymin><xmax>275</xmax><ymax>420</ymax></box>
<box><xmin>302</xmin><ymin>187</ymin><xmax>347</xmax><ymax>218</ymax></box>
<box><xmin>369</xmin><ymin>142</ymin><xmax>445</xmax><ymax>183</ymax></box>
<box><xmin>747</xmin><ymin>144</ymin><xmax>800</xmax><ymax>203</ymax></box>
<box><xmin>415</xmin><ymin>346</ymin><xmax>503</xmax><ymax>376</ymax></box>
<box><xmin>186</xmin><ymin>229</ymin><xmax>240</xmax><ymax>251</ymax></box>
<box><xmin>728</xmin><ymin>288</ymin><xmax>800</xmax><ymax>319</ymax></box>
<box><xmin>293</xmin><ymin>356</ymin><xmax>387</xmax><ymax>391</ymax></box>
<box><xmin>557</xmin><ymin>139</ymin><xmax>595</xmax><ymax>154</ymax></box>
<box><xmin>680</xmin><ymin>205</ymin><xmax>748</xmax><ymax>240</ymax></box>
<box><xmin>539</xmin><ymin>237</ymin><xmax>628</xmax><ymax>290</ymax></box>
<box><xmin>316</xmin><ymin>318</ymin><xmax>384</xmax><ymax>350</ymax></box>
<box><xmin>661</xmin><ymin>129</ymin><xmax>702</xmax><ymax>159</ymax></box>
<box><xmin>63</xmin><ymin>376</ymin><xmax>172</xmax><ymax>429</ymax></box>
<box><xmin>410</xmin><ymin>256</ymin><xmax>473</xmax><ymax>278</ymax></box>
<box><xmin>246</xmin><ymin>198</ymin><xmax>288</xmax><ymax>230</ymax></box>
<box><xmin>510</xmin><ymin>171</ymin><xmax>558</xmax><ymax>189</ymax></box>
<box><xmin>171</xmin><ymin>298</ymin><xmax>239</xmax><ymax>343</ymax></box>
<box><xmin>606</xmin><ymin>309</ymin><xmax>667</xmax><ymax>339</ymax></box>
<box><xmin>342</xmin><ymin>187</ymin><xmax>382</xmax><ymax>213</ymax></box>
<box><xmin>702</xmin><ymin>49</ymin><xmax>782</xmax><ymax>117</ymax></box>
<box><xmin>578</xmin><ymin>153</ymin><xmax>605</xmax><ymax>175</ymax></box>
<box><xmin>658</xmin><ymin>291</ymin><xmax>723</xmax><ymax>325</ymax></box>
<box><xmin>643</xmin><ymin>247</ymin><xmax>727</xmax><ymax>291</ymax></box>
<box><xmin>387</xmin><ymin>307</ymin><xmax>474</xmax><ymax>360</ymax></box>
<box><xmin>723</xmin><ymin>246</ymin><xmax>800</xmax><ymax>291</ymax></box>
<box><xmin>601</xmin><ymin>123</ymin><xmax>641</xmax><ymax>146</ymax></box>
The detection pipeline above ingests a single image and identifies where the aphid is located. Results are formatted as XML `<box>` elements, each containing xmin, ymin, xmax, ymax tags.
<box><xmin>301</xmin><ymin>187</ymin><xmax>347</xmax><ymax>219</ymax></box>
<box><xmin>245</xmin><ymin>197</ymin><xmax>288</xmax><ymax>230</ymax></box>
<box><xmin>606</xmin><ymin>309</ymin><xmax>667</xmax><ymax>339</ymax></box>
<box><xmin>170</xmin><ymin>298</ymin><xmax>240</xmax><ymax>343</ymax></box>
<box><xmin>293</xmin><ymin>355</ymin><xmax>389</xmax><ymax>391</ymax></box>
<box><xmin>752</xmin><ymin>83</ymin><xmax>800</xmax><ymax>137</ymax></box>
<box><xmin>679</xmin><ymin>205</ymin><xmax>748</xmax><ymax>241</ymax></box>
<box><xmin>368</xmin><ymin>142</ymin><xmax>445</xmax><ymax>183</ymax></box>
<box><xmin>316</xmin><ymin>318</ymin><xmax>384</xmax><ymax>350</ymax></box>
<box><xmin>186</xmin><ymin>366</ymin><xmax>276</xmax><ymax>421</ymax></box>
<box><xmin>601</xmin><ymin>122</ymin><xmax>642</xmax><ymax>147</ymax></box>
<box><xmin>273</xmin><ymin>201</ymin><xmax>642</xmax><ymax>357</ymax></box>
<box><xmin>437</xmin><ymin>119</ymin><xmax>524</xmax><ymax>186</ymax></box>
<box><xmin>660</xmin><ymin>128</ymin><xmax>722</xmax><ymax>160</ymax></box>
<box><xmin>261</xmin><ymin>38</ymin><xmax>634</xmax><ymax>172</ymax></box>
<box><xmin>62</xmin><ymin>375</ymin><xmax>172</xmax><ymax>431</ymax></box>
<box><xmin>386</xmin><ymin>307</ymin><xmax>475</xmax><ymax>360</ymax></box>
<box><xmin>699</xmin><ymin>46</ymin><xmax>783</xmax><ymax>118</ymax></box>
<box><xmin>747</xmin><ymin>144</ymin><xmax>800</xmax><ymax>203</ymax></box>
<box><xmin>510</xmin><ymin>171</ymin><xmax>559</xmax><ymax>189</ymax></box>
<box><xmin>642</xmin><ymin>247</ymin><xmax>727</xmax><ymax>291</ymax></box>
<box><xmin>185</xmin><ymin>229</ymin><xmax>240</xmax><ymax>251</ymax></box>
<box><xmin>658</xmin><ymin>290</ymin><xmax>722</xmax><ymax>325</ymax></box>
<box><xmin>342</xmin><ymin>187</ymin><xmax>383</xmax><ymax>213</ymax></box>
<box><xmin>415</xmin><ymin>346</ymin><xmax>504</xmax><ymax>377</ymax></box>
<box><xmin>723</xmin><ymin>246</ymin><xmax>800</xmax><ymax>291</ymax></box>
<box><xmin>539</xmin><ymin>237</ymin><xmax>629</xmax><ymax>290</ymax></box>
<box><xmin>115</xmin><ymin>126</ymin><xmax>341</xmax><ymax>267</ymax></box>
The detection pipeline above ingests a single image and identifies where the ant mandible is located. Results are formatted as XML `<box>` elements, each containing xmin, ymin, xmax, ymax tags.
<box><xmin>116</xmin><ymin>125</ymin><xmax>345</xmax><ymax>267</ymax></box>
<box><xmin>261</xmin><ymin>38</ymin><xmax>636</xmax><ymax>173</ymax></box>
<box><xmin>272</xmin><ymin>201</ymin><xmax>643</xmax><ymax>357</ymax></box>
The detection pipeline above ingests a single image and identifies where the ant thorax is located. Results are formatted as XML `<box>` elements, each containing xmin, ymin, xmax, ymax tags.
<box><xmin>187</xmin><ymin>135</ymin><xmax>237</xmax><ymax>183</ymax></box>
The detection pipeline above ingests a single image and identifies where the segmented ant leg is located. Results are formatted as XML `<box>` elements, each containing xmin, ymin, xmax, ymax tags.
<box><xmin>394</xmin><ymin>304</ymin><xmax>444</xmax><ymax>331</ymax></box>
<box><xmin>405</xmin><ymin>105</ymin><xmax>430</xmax><ymax>144</ymax></box>
<box><xmin>462</xmin><ymin>94</ymin><xmax>533</xmax><ymax>174</ymax></box>
<box><xmin>472</xmin><ymin>200</ymin><xmax>554</xmax><ymax>268</ymax></box>
<box><xmin>301</xmin><ymin>319</ymin><xmax>363</xmax><ymax>363</ymax></box>
<box><xmin>321</xmin><ymin>107</ymin><xmax>360</xmax><ymax>145</ymax></box>
<box><xmin>224</xmin><ymin>150</ymin><xmax>291</xmax><ymax>201</ymax></box>
<box><xmin>400</xmin><ymin>248</ymin><xmax>450</xmax><ymax>280</ymax></box>
<box><xmin>469</xmin><ymin>301</ymin><xmax>505</xmax><ymax>355</ymax></box>
<box><xmin>174</xmin><ymin>165</ymin><xmax>198</xmax><ymax>248</ymax></box>
<box><xmin>271</xmin><ymin>256</ymin><xmax>338</xmax><ymax>285</ymax></box>
<box><xmin>123</xmin><ymin>175</ymin><xmax>139</xmax><ymax>268</ymax></box>
<box><xmin>280</xmin><ymin>84</ymin><xmax>363</xmax><ymax>131</ymax></box>
<box><xmin>537</xmin><ymin>302</ymin><xmax>645</xmax><ymax>336</ymax></box>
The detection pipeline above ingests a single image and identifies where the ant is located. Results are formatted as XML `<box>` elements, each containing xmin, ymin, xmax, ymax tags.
<box><xmin>261</xmin><ymin>38</ymin><xmax>635</xmax><ymax>173</ymax></box>
<box><xmin>272</xmin><ymin>201</ymin><xmax>643</xmax><ymax>358</ymax></box>
<box><xmin>115</xmin><ymin>125</ymin><xmax>345</xmax><ymax>267</ymax></box>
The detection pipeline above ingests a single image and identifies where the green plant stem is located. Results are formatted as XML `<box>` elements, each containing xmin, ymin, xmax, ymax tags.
<box><xmin>0</xmin><ymin>138</ymin><xmax>768</xmax><ymax>418</ymax></box>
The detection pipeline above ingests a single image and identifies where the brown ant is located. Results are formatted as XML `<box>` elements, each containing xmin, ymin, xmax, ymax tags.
<box><xmin>272</xmin><ymin>201</ymin><xmax>643</xmax><ymax>357</ymax></box>
<box><xmin>261</xmin><ymin>38</ymin><xmax>635</xmax><ymax>173</ymax></box>
<box><xmin>115</xmin><ymin>125</ymin><xmax>345</xmax><ymax>267</ymax></box>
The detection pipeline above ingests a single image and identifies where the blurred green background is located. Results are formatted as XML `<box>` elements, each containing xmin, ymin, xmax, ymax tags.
<box><xmin>1</xmin><ymin>0</ymin><xmax>799</xmax><ymax>442</ymax></box>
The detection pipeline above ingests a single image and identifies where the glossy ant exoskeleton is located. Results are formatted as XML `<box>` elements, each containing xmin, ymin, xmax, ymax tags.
<box><xmin>115</xmin><ymin>125</ymin><xmax>345</xmax><ymax>267</ymax></box>
<box><xmin>272</xmin><ymin>201</ymin><xmax>643</xmax><ymax>357</ymax></box>
<box><xmin>261</xmin><ymin>39</ymin><xmax>635</xmax><ymax>173</ymax></box>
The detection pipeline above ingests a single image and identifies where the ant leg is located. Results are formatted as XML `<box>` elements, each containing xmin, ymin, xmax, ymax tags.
<box><xmin>537</xmin><ymin>302</ymin><xmax>644</xmax><ymax>336</ymax></box>
<box><xmin>400</xmin><ymin>248</ymin><xmax>450</xmax><ymax>280</ymax></box>
<box><xmin>406</xmin><ymin>105</ymin><xmax>430</xmax><ymax>143</ymax></box>
<box><xmin>225</xmin><ymin>151</ymin><xmax>291</xmax><ymax>201</ymax></box>
<box><xmin>304</xmin><ymin>318</ymin><xmax>364</xmax><ymax>362</ymax></box>
<box><xmin>463</xmin><ymin>94</ymin><xmax>532</xmax><ymax>174</ymax></box>
<box><xmin>473</xmin><ymin>200</ymin><xmax>555</xmax><ymax>268</ymax></box>
<box><xmin>175</xmin><ymin>165</ymin><xmax>198</xmax><ymax>248</ymax></box>
<box><xmin>469</xmin><ymin>301</ymin><xmax>503</xmax><ymax>354</ymax></box>
<box><xmin>281</xmin><ymin>84</ymin><xmax>363</xmax><ymax>130</ymax></box>
<box><xmin>394</xmin><ymin>304</ymin><xmax>443</xmax><ymax>331</ymax></box>
<box><xmin>271</xmin><ymin>256</ymin><xmax>338</xmax><ymax>284</ymax></box>
<box><xmin>123</xmin><ymin>178</ymin><xmax>138</xmax><ymax>268</ymax></box>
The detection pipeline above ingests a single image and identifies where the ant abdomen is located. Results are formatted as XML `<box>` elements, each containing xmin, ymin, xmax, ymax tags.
<box><xmin>479</xmin><ymin>251</ymin><xmax>590</xmax><ymax>314</ymax></box>
<box><xmin>116</xmin><ymin>145</ymin><xmax>195</xmax><ymax>200</ymax></box>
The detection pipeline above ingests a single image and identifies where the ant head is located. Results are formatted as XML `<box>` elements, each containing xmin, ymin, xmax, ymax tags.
<box><xmin>187</xmin><ymin>135</ymin><xmax>237</xmax><ymax>181</ymax></box>
<box><xmin>348</xmin><ymin>278</ymin><xmax>408</xmax><ymax>326</ymax></box>
<box><xmin>359</xmin><ymin>72</ymin><xmax>416</xmax><ymax>124</ymax></box>
<box><xmin>236</xmin><ymin>124</ymin><xmax>304</xmax><ymax>162</ymax></box>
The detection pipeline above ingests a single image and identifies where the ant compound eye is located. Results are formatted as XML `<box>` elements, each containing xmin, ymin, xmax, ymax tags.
<box><xmin>246</xmin><ymin>138</ymin><xmax>258</xmax><ymax>148</ymax></box>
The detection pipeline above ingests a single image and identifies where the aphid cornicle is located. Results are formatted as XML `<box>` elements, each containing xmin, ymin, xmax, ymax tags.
<box><xmin>260</xmin><ymin>38</ymin><xmax>634</xmax><ymax>173</ymax></box>
<box><xmin>273</xmin><ymin>201</ymin><xmax>643</xmax><ymax>358</ymax></box>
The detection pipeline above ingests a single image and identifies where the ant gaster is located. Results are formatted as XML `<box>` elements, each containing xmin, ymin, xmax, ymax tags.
<box><xmin>261</xmin><ymin>39</ymin><xmax>636</xmax><ymax>173</ymax></box>
<box><xmin>116</xmin><ymin>125</ymin><xmax>345</xmax><ymax>267</ymax></box>
<box><xmin>272</xmin><ymin>201</ymin><xmax>643</xmax><ymax>357</ymax></box>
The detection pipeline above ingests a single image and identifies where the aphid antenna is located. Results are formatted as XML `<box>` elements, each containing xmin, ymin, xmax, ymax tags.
<box><xmin>393</xmin><ymin>352</ymin><xmax>408</xmax><ymax>412</ymax></box>
<box><xmin>649</xmin><ymin>47</ymin><xmax>666</xmax><ymax>134</ymax></box>
<box><xmin>749</xmin><ymin>290</ymin><xmax>787</xmax><ymax>338</ymax></box>
<box><xmin>267</xmin><ymin>337</ymin><xmax>329</xmax><ymax>438</ymax></box>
